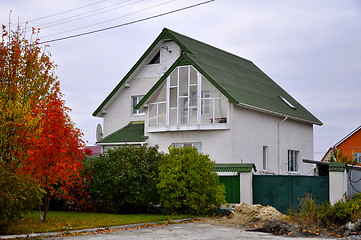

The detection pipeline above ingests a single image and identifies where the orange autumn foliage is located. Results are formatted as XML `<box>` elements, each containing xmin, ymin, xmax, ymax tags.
<box><xmin>1</xmin><ymin>24</ymin><xmax>90</xmax><ymax>222</ymax></box>
<box><xmin>0</xmin><ymin>24</ymin><xmax>58</xmax><ymax>166</ymax></box>
<box><xmin>16</xmin><ymin>80</ymin><xmax>88</xmax><ymax>221</ymax></box>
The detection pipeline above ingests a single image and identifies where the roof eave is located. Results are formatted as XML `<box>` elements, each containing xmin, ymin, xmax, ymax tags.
<box><xmin>333</xmin><ymin>125</ymin><xmax>361</xmax><ymax>148</ymax></box>
<box><xmin>93</xmin><ymin>28</ymin><xmax>173</xmax><ymax>117</ymax></box>
<box><xmin>96</xmin><ymin>140</ymin><xmax>149</xmax><ymax>145</ymax></box>
<box><xmin>236</xmin><ymin>102</ymin><xmax>323</xmax><ymax>126</ymax></box>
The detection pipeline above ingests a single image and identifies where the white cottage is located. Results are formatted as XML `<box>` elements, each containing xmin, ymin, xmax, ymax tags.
<box><xmin>93</xmin><ymin>28</ymin><xmax>322</xmax><ymax>175</ymax></box>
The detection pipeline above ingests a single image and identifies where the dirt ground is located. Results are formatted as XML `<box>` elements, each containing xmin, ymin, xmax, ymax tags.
<box><xmin>211</xmin><ymin>202</ymin><xmax>285</xmax><ymax>229</ymax></box>
<box><xmin>207</xmin><ymin>203</ymin><xmax>337</xmax><ymax>238</ymax></box>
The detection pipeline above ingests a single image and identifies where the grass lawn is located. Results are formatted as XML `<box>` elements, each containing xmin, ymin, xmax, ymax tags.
<box><xmin>7</xmin><ymin>211</ymin><xmax>192</xmax><ymax>235</ymax></box>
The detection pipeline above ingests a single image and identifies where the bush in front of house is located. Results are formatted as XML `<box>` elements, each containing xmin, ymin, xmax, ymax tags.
<box><xmin>157</xmin><ymin>146</ymin><xmax>226</xmax><ymax>215</ymax></box>
<box><xmin>83</xmin><ymin>145</ymin><xmax>162</xmax><ymax>213</ymax></box>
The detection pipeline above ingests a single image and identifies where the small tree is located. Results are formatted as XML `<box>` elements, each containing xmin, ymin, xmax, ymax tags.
<box><xmin>157</xmin><ymin>146</ymin><xmax>226</xmax><ymax>215</ymax></box>
<box><xmin>329</xmin><ymin>149</ymin><xmax>355</xmax><ymax>164</ymax></box>
<box><xmin>84</xmin><ymin>145</ymin><xmax>162</xmax><ymax>213</ymax></box>
<box><xmin>16</xmin><ymin>83</ymin><xmax>86</xmax><ymax>221</ymax></box>
<box><xmin>1</xmin><ymin>24</ymin><xmax>86</xmax><ymax>222</ymax></box>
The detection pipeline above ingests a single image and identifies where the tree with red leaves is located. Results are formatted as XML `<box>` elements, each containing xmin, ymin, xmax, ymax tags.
<box><xmin>0</xmin><ymin>24</ymin><xmax>88</xmax><ymax>222</ymax></box>
<box><xmin>17</xmin><ymin>83</ymin><xmax>87</xmax><ymax>221</ymax></box>
<box><xmin>0</xmin><ymin>24</ymin><xmax>58</xmax><ymax>166</ymax></box>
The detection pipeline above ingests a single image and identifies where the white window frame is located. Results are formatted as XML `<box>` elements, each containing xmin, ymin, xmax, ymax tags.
<box><xmin>172</xmin><ymin>142</ymin><xmax>202</xmax><ymax>153</ymax></box>
<box><xmin>263</xmin><ymin>146</ymin><xmax>268</xmax><ymax>170</ymax></box>
<box><xmin>148</xmin><ymin>65</ymin><xmax>230</xmax><ymax>132</ymax></box>
<box><xmin>288</xmin><ymin>150</ymin><xmax>299</xmax><ymax>172</ymax></box>
<box><xmin>148</xmin><ymin>51</ymin><xmax>160</xmax><ymax>65</ymax></box>
<box><xmin>132</xmin><ymin>95</ymin><xmax>145</xmax><ymax>116</ymax></box>
<box><xmin>354</xmin><ymin>152</ymin><xmax>361</xmax><ymax>163</ymax></box>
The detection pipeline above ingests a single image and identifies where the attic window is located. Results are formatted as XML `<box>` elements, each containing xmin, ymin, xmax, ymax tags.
<box><xmin>279</xmin><ymin>96</ymin><xmax>296</xmax><ymax>110</ymax></box>
<box><xmin>148</xmin><ymin>51</ymin><xmax>160</xmax><ymax>65</ymax></box>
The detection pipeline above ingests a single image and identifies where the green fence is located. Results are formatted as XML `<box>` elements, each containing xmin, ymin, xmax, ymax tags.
<box><xmin>253</xmin><ymin>175</ymin><xmax>329</xmax><ymax>213</ymax></box>
<box><xmin>219</xmin><ymin>176</ymin><xmax>240</xmax><ymax>203</ymax></box>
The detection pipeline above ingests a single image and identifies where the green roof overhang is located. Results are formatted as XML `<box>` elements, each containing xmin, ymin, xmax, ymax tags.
<box><xmin>329</xmin><ymin>162</ymin><xmax>348</xmax><ymax>172</ymax></box>
<box><xmin>214</xmin><ymin>163</ymin><xmax>257</xmax><ymax>173</ymax></box>
<box><xmin>97</xmin><ymin>121</ymin><xmax>148</xmax><ymax>144</ymax></box>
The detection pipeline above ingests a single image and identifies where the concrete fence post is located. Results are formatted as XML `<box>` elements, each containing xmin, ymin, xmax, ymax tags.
<box><xmin>329</xmin><ymin>162</ymin><xmax>348</xmax><ymax>204</ymax></box>
<box><xmin>239</xmin><ymin>163</ymin><xmax>256</xmax><ymax>204</ymax></box>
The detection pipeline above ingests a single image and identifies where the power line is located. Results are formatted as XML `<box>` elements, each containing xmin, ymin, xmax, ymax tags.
<box><xmin>36</xmin><ymin>0</ymin><xmax>139</xmax><ymax>29</ymax></box>
<box><xmin>41</xmin><ymin>0</ymin><xmax>177</xmax><ymax>39</ymax></box>
<box><xmin>39</xmin><ymin>0</ymin><xmax>214</xmax><ymax>45</ymax></box>
<box><xmin>19</xmin><ymin>0</ymin><xmax>107</xmax><ymax>24</ymax></box>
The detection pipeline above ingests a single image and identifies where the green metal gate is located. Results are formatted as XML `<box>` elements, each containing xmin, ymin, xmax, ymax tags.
<box><xmin>219</xmin><ymin>176</ymin><xmax>240</xmax><ymax>203</ymax></box>
<box><xmin>253</xmin><ymin>175</ymin><xmax>329</xmax><ymax>213</ymax></box>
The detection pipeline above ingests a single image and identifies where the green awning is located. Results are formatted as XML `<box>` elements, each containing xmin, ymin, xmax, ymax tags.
<box><xmin>97</xmin><ymin>121</ymin><xmax>148</xmax><ymax>144</ymax></box>
<box><xmin>214</xmin><ymin>163</ymin><xmax>257</xmax><ymax>173</ymax></box>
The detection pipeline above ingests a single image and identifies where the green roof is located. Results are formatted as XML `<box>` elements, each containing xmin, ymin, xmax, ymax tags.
<box><xmin>97</xmin><ymin>121</ymin><xmax>148</xmax><ymax>144</ymax></box>
<box><xmin>95</xmin><ymin>28</ymin><xmax>322</xmax><ymax>125</ymax></box>
<box><xmin>329</xmin><ymin>162</ymin><xmax>348</xmax><ymax>172</ymax></box>
<box><xmin>214</xmin><ymin>163</ymin><xmax>257</xmax><ymax>173</ymax></box>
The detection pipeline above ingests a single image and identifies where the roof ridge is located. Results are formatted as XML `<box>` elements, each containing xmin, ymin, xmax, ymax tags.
<box><xmin>164</xmin><ymin>28</ymin><xmax>253</xmax><ymax>64</ymax></box>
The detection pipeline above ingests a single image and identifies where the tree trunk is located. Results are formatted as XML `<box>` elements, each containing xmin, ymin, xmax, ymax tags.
<box><xmin>43</xmin><ymin>194</ymin><xmax>51</xmax><ymax>221</ymax></box>
<box><xmin>39</xmin><ymin>193</ymin><xmax>51</xmax><ymax>222</ymax></box>
<box><xmin>39</xmin><ymin>206</ymin><xmax>43</xmax><ymax>222</ymax></box>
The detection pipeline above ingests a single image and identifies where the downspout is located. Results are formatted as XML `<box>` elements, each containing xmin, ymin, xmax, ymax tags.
<box><xmin>278</xmin><ymin>116</ymin><xmax>288</xmax><ymax>174</ymax></box>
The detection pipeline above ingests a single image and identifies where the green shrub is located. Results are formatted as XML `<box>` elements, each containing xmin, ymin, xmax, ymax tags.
<box><xmin>333</xmin><ymin>200</ymin><xmax>350</xmax><ymax>224</ymax></box>
<box><xmin>288</xmin><ymin>194</ymin><xmax>324</xmax><ymax>227</ymax></box>
<box><xmin>333</xmin><ymin>193</ymin><xmax>361</xmax><ymax>224</ymax></box>
<box><xmin>288</xmin><ymin>193</ymin><xmax>361</xmax><ymax>228</ymax></box>
<box><xmin>0</xmin><ymin>164</ymin><xmax>44</xmax><ymax>234</ymax></box>
<box><xmin>83</xmin><ymin>145</ymin><xmax>162</xmax><ymax>213</ymax></box>
<box><xmin>157</xmin><ymin>146</ymin><xmax>226</xmax><ymax>215</ymax></box>
<box><xmin>317</xmin><ymin>201</ymin><xmax>334</xmax><ymax>226</ymax></box>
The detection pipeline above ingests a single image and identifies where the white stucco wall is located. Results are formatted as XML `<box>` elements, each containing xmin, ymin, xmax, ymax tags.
<box><xmin>146</xmin><ymin>103</ymin><xmax>314</xmax><ymax>175</ymax></box>
<box><xmin>231</xmin><ymin>106</ymin><xmax>314</xmax><ymax>175</ymax></box>
<box><xmin>102</xmin><ymin>41</ymin><xmax>181</xmax><ymax>136</ymax></box>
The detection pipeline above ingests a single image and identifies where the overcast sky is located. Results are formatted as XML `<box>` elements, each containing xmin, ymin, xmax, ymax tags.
<box><xmin>1</xmin><ymin>0</ymin><xmax>360</xmax><ymax>160</ymax></box>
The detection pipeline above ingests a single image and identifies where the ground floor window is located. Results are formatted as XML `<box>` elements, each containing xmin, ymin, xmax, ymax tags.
<box><xmin>263</xmin><ymin>146</ymin><xmax>268</xmax><ymax>170</ymax></box>
<box><xmin>288</xmin><ymin>150</ymin><xmax>299</xmax><ymax>172</ymax></box>
<box><xmin>172</xmin><ymin>142</ymin><xmax>202</xmax><ymax>153</ymax></box>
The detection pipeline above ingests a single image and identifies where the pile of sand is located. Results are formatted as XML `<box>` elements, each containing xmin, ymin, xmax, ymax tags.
<box><xmin>216</xmin><ymin>202</ymin><xmax>285</xmax><ymax>228</ymax></box>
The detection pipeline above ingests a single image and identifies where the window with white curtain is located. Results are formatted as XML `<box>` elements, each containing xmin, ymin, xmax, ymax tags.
<box><xmin>288</xmin><ymin>150</ymin><xmax>299</xmax><ymax>172</ymax></box>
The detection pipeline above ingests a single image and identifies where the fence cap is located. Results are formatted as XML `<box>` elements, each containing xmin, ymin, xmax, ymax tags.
<box><xmin>329</xmin><ymin>162</ymin><xmax>347</xmax><ymax>172</ymax></box>
<box><xmin>214</xmin><ymin>163</ymin><xmax>256</xmax><ymax>173</ymax></box>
